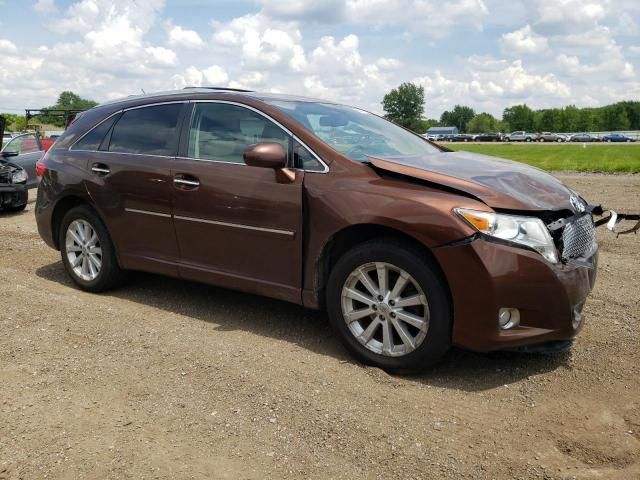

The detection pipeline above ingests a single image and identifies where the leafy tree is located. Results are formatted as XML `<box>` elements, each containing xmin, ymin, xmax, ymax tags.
<box><xmin>466</xmin><ymin>113</ymin><xmax>498</xmax><ymax>133</ymax></box>
<box><xmin>0</xmin><ymin>113</ymin><xmax>27</xmax><ymax>131</ymax></box>
<box><xmin>502</xmin><ymin>104</ymin><xmax>534</xmax><ymax>131</ymax></box>
<box><xmin>39</xmin><ymin>91</ymin><xmax>98</xmax><ymax>127</ymax></box>
<box><xmin>382</xmin><ymin>83</ymin><xmax>426</xmax><ymax>132</ymax></box>
<box><xmin>440</xmin><ymin>105</ymin><xmax>476</xmax><ymax>132</ymax></box>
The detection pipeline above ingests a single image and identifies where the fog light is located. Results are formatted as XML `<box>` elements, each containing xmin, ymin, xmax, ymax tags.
<box><xmin>572</xmin><ymin>302</ymin><xmax>585</xmax><ymax>329</ymax></box>
<box><xmin>498</xmin><ymin>308</ymin><xmax>520</xmax><ymax>330</ymax></box>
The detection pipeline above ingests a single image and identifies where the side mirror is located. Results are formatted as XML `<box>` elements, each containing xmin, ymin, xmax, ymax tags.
<box><xmin>1</xmin><ymin>150</ymin><xmax>19</xmax><ymax>158</ymax></box>
<box><xmin>243</xmin><ymin>143</ymin><xmax>287</xmax><ymax>169</ymax></box>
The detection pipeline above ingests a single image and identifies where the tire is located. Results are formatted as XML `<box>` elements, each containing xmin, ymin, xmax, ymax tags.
<box><xmin>59</xmin><ymin>205</ymin><xmax>126</xmax><ymax>292</ymax></box>
<box><xmin>526</xmin><ymin>137</ymin><xmax>532</xmax><ymax>142</ymax></box>
<box><xmin>556</xmin><ymin>138</ymin><xmax>562</xmax><ymax>143</ymax></box>
<box><xmin>326</xmin><ymin>239</ymin><xmax>452</xmax><ymax>373</ymax></box>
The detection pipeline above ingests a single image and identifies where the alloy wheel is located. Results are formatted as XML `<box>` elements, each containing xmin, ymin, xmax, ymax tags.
<box><xmin>341</xmin><ymin>262</ymin><xmax>430</xmax><ymax>357</ymax></box>
<box><xmin>65</xmin><ymin>219</ymin><xmax>102</xmax><ymax>282</ymax></box>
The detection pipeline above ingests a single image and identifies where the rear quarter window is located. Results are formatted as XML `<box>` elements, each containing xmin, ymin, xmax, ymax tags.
<box><xmin>71</xmin><ymin>114</ymin><xmax>120</xmax><ymax>152</ymax></box>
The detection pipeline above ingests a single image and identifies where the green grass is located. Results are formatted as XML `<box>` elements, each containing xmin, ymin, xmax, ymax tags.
<box><xmin>445</xmin><ymin>143</ymin><xmax>640</xmax><ymax>173</ymax></box>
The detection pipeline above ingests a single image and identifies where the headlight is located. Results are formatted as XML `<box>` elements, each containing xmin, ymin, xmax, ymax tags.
<box><xmin>11</xmin><ymin>169</ymin><xmax>28</xmax><ymax>184</ymax></box>
<box><xmin>455</xmin><ymin>208</ymin><xmax>558</xmax><ymax>264</ymax></box>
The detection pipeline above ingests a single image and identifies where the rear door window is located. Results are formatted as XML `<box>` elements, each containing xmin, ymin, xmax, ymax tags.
<box><xmin>108</xmin><ymin>104</ymin><xmax>182</xmax><ymax>156</ymax></box>
<box><xmin>186</xmin><ymin>103</ymin><xmax>291</xmax><ymax>165</ymax></box>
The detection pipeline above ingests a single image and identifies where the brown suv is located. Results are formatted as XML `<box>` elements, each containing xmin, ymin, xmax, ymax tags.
<box><xmin>35</xmin><ymin>88</ymin><xmax>598</xmax><ymax>371</ymax></box>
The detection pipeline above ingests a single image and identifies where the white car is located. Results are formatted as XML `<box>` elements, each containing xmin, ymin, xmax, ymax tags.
<box><xmin>2</xmin><ymin>132</ymin><xmax>14</xmax><ymax>147</ymax></box>
<box><xmin>504</xmin><ymin>131</ymin><xmax>537</xmax><ymax>142</ymax></box>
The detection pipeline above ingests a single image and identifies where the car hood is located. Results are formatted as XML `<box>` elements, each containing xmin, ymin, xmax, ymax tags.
<box><xmin>368</xmin><ymin>150</ymin><xmax>575</xmax><ymax>211</ymax></box>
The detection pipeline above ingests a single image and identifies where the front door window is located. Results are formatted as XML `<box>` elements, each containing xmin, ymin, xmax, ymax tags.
<box><xmin>187</xmin><ymin>103</ymin><xmax>291</xmax><ymax>164</ymax></box>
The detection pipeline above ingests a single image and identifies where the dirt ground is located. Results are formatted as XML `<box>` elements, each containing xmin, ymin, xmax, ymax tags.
<box><xmin>1</xmin><ymin>173</ymin><xmax>639</xmax><ymax>480</ymax></box>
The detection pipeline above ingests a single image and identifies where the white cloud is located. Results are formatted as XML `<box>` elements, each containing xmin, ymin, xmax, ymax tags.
<box><xmin>145</xmin><ymin>46</ymin><xmax>177</xmax><ymax>67</ymax></box>
<box><xmin>33</xmin><ymin>0</ymin><xmax>56</xmax><ymax>14</ymax></box>
<box><xmin>0</xmin><ymin>0</ymin><xmax>638</xmax><ymax>119</ymax></box>
<box><xmin>212</xmin><ymin>14</ymin><xmax>307</xmax><ymax>71</ymax></box>
<box><xmin>413</xmin><ymin>59</ymin><xmax>572</xmax><ymax>116</ymax></box>
<box><xmin>172</xmin><ymin>65</ymin><xmax>229</xmax><ymax>89</ymax></box>
<box><xmin>0</xmin><ymin>39</ymin><xmax>17</xmax><ymax>53</ymax></box>
<box><xmin>168</xmin><ymin>25</ymin><xmax>204</xmax><ymax>49</ymax></box>
<box><xmin>259</xmin><ymin>0</ymin><xmax>489</xmax><ymax>37</ymax></box>
<box><xmin>501</xmin><ymin>25</ymin><xmax>550</xmax><ymax>55</ymax></box>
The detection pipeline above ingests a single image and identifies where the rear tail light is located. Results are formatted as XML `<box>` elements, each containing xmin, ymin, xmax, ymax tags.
<box><xmin>35</xmin><ymin>160</ymin><xmax>47</xmax><ymax>177</ymax></box>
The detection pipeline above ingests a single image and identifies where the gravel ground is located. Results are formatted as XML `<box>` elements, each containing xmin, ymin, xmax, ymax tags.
<box><xmin>1</xmin><ymin>174</ymin><xmax>639</xmax><ymax>480</ymax></box>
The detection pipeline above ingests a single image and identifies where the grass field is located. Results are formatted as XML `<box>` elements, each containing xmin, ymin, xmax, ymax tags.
<box><xmin>445</xmin><ymin>143</ymin><xmax>640</xmax><ymax>173</ymax></box>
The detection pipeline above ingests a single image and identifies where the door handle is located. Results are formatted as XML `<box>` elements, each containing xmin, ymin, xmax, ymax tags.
<box><xmin>91</xmin><ymin>163</ymin><xmax>110</xmax><ymax>175</ymax></box>
<box><xmin>173</xmin><ymin>174</ymin><xmax>200</xmax><ymax>189</ymax></box>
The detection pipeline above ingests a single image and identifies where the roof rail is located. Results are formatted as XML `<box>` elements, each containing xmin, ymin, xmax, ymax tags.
<box><xmin>182</xmin><ymin>86</ymin><xmax>253</xmax><ymax>93</ymax></box>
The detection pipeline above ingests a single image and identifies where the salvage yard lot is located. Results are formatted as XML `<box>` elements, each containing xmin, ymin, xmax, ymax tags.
<box><xmin>1</xmin><ymin>175</ymin><xmax>639</xmax><ymax>479</ymax></box>
<box><xmin>446</xmin><ymin>143</ymin><xmax>640</xmax><ymax>173</ymax></box>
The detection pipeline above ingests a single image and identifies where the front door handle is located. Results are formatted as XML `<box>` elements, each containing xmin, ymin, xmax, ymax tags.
<box><xmin>173</xmin><ymin>174</ymin><xmax>200</xmax><ymax>189</ymax></box>
<box><xmin>91</xmin><ymin>163</ymin><xmax>110</xmax><ymax>175</ymax></box>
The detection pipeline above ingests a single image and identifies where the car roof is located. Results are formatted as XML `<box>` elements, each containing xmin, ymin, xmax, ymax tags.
<box><xmin>99</xmin><ymin>87</ymin><xmax>335</xmax><ymax>108</ymax></box>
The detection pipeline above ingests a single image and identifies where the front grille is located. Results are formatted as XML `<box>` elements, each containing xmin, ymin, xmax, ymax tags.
<box><xmin>0</xmin><ymin>165</ymin><xmax>11</xmax><ymax>184</ymax></box>
<box><xmin>560</xmin><ymin>214</ymin><xmax>597</xmax><ymax>261</ymax></box>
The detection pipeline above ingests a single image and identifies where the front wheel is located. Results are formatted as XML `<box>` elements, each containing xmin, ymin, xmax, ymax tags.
<box><xmin>59</xmin><ymin>205</ymin><xmax>126</xmax><ymax>292</ymax></box>
<box><xmin>326</xmin><ymin>240</ymin><xmax>452</xmax><ymax>372</ymax></box>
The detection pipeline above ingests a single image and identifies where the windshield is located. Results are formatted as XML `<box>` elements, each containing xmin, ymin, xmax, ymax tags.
<box><xmin>263</xmin><ymin>100</ymin><xmax>440</xmax><ymax>161</ymax></box>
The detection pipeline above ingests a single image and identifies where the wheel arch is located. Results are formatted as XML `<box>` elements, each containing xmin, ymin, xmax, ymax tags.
<box><xmin>50</xmin><ymin>194</ymin><xmax>110</xmax><ymax>251</ymax></box>
<box><xmin>311</xmin><ymin>223</ymin><xmax>452</xmax><ymax>311</ymax></box>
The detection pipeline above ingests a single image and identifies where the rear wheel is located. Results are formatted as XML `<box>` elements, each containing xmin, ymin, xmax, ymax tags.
<box><xmin>59</xmin><ymin>205</ymin><xmax>126</xmax><ymax>292</ymax></box>
<box><xmin>326</xmin><ymin>240</ymin><xmax>452</xmax><ymax>372</ymax></box>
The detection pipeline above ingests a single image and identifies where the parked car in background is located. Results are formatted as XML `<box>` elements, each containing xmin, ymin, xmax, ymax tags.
<box><xmin>474</xmin><ymin>133</ymin><xmax>502</xmax><ymax>142</ymax></box>
<box><xmin>504</xmin><ymin>131</ymin><xmax>537</xmax><ymax>142</ymax></box>
<box><xmin>538</xmin><ymin>132</ymin><xmax>565</xmax><ymax>143</ymax></box>
<box><xmin>449</xmin><ymin>133</ymin><xmax>475</xmax><ymax>142</ymax></box>
<box><xmin>0</xmin><ymin>156</ymin><xmax>29</xmax><ymax>212</ymax></box>
<box><xmin>35</xmin><ymin>88</ymin><xmax>600</xmax><ymax>372</ymax></box>
<box><xmin>2</xmin><ymin>132</ymin><xmax>12</xmax><ymax>147</ymax></box>
<box><xmin>569</xmin><ymin>133</ymin><xmax>598</xmax><ymax>143</ymax></box>
<box><xmin>601</xmin><ymin>133</ymin><xmax>635</xmax><ymax>143</ymax></box>
<box><xmin>0</xmin><ymin>132</ymin><xmax>45</xmax><ymax>188</ymax></box>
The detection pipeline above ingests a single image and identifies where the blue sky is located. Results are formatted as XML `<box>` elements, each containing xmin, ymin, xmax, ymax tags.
<box><xmin>0</xmin><ymin>0</ymin><xmax>638</xmax><ymax>118</ymax></box>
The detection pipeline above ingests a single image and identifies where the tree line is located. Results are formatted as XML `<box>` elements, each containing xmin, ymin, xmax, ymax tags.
<box><xmin>382</xmin><ymin>82</ymin><xmax>640</xmax><ymax>134</ymax></box>
<box><xmin>1</xmin><ymin>91</ymin><xmax>97</xmax><ymax>131</ymax></box>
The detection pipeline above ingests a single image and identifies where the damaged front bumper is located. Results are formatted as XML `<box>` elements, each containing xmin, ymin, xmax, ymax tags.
<box><xmin>0</xmin><ymin>183</ymin><xmax>28</xmax><ymax>210</ymax></box>
<box><xmin>434</xmin><ymin>203</ymin><xmax>638</xmax><ymax>353</ymax></box>
<box><xmin>434</xmin><ymin>236</ymin><xmax>597</xmax><ymax>353</ymax></box>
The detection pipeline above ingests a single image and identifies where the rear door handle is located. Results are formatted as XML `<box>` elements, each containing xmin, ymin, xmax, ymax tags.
<box><xmin>91</xmin><ymin>163</ymin><xmax>110</xmax><ymax>175</ymax></box>
<box><xmin>173</xmin><ymin>174</ymin><xmax>200</xmax><ymax>189</ymax></box>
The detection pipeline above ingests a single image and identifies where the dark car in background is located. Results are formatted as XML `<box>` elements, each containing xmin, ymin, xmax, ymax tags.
<box><xmin>569</xmin><ymin>133</ymin><xmax>598</xmax><ymax>143</ymax></box>
<box><xmin>601</xmin><ymin>133</ymin><xmax>635</xmax><ymax>143</ymax></box>
<box><xmin>0</xmin><ymin>133</ymin><xmax>45</xmax><ymax>189</ymax></box>
<box><xmin>475</xmin><ymin>133</ymin><xmax>502</xmax><ymax>142</ymax></box>
<box><xmin>0</xmin><ymin>157</ymin><xmax>29</xmax><ymax>212</ymax></box>
<box><xmin>448</xmin><ymin>133</ymin><xmax>475</xmax><ymax>142</ymax></box>
<box><xmin>35</xmin><ymin>88</ymin><xmax>599</xmax><ymax>371</ymax></box>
